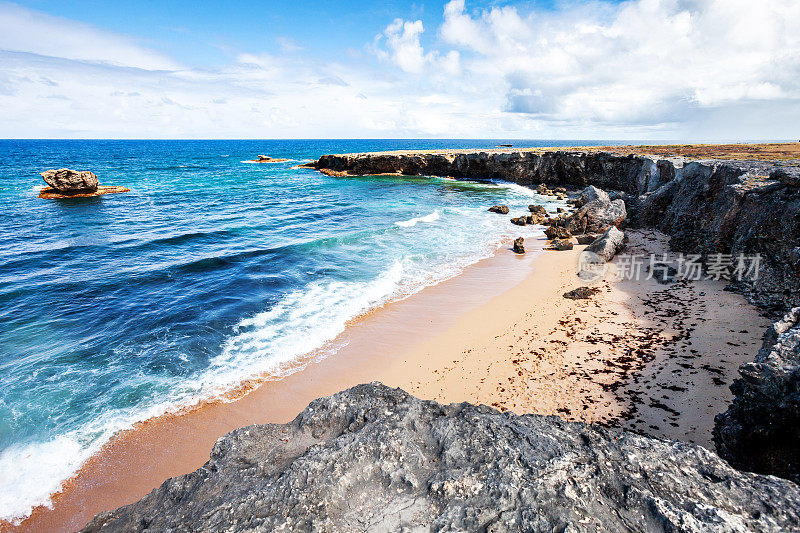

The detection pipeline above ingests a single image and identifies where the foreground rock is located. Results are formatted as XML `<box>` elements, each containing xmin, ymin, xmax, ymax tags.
<box><xmin>563</xmin><ymin>287</ymin><xmax>599</xmax><ymax>300</ymax></box>
<box><xmin>585</xmin><ymin>226</ymin><xmax>625</xmax><ymax>262</ymax></box>
<box><xmin>82</xmin><ymin>384</ymin><xmax>800</xmax><ymax>532</ymax></box>
<box><xmin>513</xmin><ymin>237</ymin><xmax>525</xmax><ymax>254</ymax></box>
<box><xmin>38</xmin><ymin>168</ymin><xmax>129</xmax><ymax>199</ymax></box>
<box><xmin>714</xmin><ymin>308</ymin><xmax>800</xmax><ymax>483</ymax></box>
<box><xmin>41</xmin><ymin>168</ymin><xmax>98</xmax><ymax>193</ymax></box>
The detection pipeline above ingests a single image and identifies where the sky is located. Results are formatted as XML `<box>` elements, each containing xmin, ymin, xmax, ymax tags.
<box><xmin>0</xmin><ymin>0</ymin><xmax>798</xmax><ymax>140</ymax></box>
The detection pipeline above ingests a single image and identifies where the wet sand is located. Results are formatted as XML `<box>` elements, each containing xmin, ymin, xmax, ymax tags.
<box><xmin>6</xmin><ymin>230</ymin><xmax>769</xmax><ymax>532</ymax></box>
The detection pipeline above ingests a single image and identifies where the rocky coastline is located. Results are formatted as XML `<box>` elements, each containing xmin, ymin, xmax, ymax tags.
<box><xmin>79</xmin><ymin>145</ymin><xmax>800</xmax><ymax>531</ymax></box>
<box><xmin>311</xmin><ymin>147</ymin><xmax>800</xmax><ymax>484</ymax></box>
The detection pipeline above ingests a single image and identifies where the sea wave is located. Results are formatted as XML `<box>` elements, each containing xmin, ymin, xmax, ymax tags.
<box><xmin>395</xmin><ymin>211</ymin><xmax>440</xmax><ymax>227</ymax></box>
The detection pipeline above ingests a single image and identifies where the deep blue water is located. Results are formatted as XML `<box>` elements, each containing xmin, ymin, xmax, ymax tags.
<box><xmin>0</xmin><ymin>139</ymin><xmax>623</xmax><ymax>520</ymax></box>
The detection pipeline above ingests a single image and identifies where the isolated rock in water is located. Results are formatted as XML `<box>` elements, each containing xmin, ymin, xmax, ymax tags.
<box><xmin>488</xmin><ymin>204</ymin><xmax>509</xmax><ymax>214</ymax></box>
<box><xmin>82</xmin><ymin>383</ymin><xmax>800</xmax><ymax>532</ymax></box>
<box><xmin>40</xmin><ymin>168</ymin><xmax>99</xmax><ymax>193</ymax></box>
<box><xmin>513</xmin><ymin>237</ymin><xmax>525</xmax><ymax>254</ymax></box>
<box><xmin>575</xmin><ymin>234</ymin><xmax>600</xmax><ymax>245</ymax></box>
<box><xmin>563</xmin><ymin>287</ymin><xmax>599</xmax><ymax>300</ymax></box>
<box><xmin>545</xmin><ymin>226</ymin><xmax>571</xmax><ymax>240</ymax></box>
<box><xmin>585</xmin><ymin>227</ymin><xmax>625</xmax><ymax>262</ymax></box>
<box><xmin>510</xmin><ymin>216</ymin><xmax>527</xmax><ymax>226</ymax></box>
<box><xmin>714</xmin><ymin>307</ymin><xmax>800</xmax><ymax>483</ymax></box>
<box><xmin>550</xmin><ymin>238</ymin><xmax>573</xmax><ymax>251</ymax></box>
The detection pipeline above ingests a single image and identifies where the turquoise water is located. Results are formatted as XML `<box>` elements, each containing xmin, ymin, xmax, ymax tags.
<box><xmin>0</xmin><ymin>139</ymin><xmax>616</xmax><ymax>521</ymax></box>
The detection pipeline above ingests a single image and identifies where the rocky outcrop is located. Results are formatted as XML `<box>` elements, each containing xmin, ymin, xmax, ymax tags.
<box><xmin>714</xmin><ymin>308</ymin><xmax>800</xmax><ymax>483</ymax></box>
<box><xmin>40</xmin><ymin>168</ymin><xmax>98</xmax><ymax>193</ymax></box>
<box><xmin>585</xmin><ymin>227</ymin><xmax>626</xmax><ymax>262</ymax></box>
<box><xmin>313</xmin><ymin>149</ymin><xmax>800</xmax><ymax>482</ymax></box>
<box><xmin>488</xmin><ymin>204</ymin><xmax>509</xmax><ymax>214</ymax></box>
<box><xmin>38</xmin><ymin>169</ymin><xmax>129</xmax><ymax>199</ymax></box>
<box><xmin>247</xmin><ymin>154</ymin><xmax>290</xmax><ymax>163</ymax></box>
<box><xmin>82</xmin><ymin>383</ymin><xmax>800</xmax><ymax>533</ymax></box>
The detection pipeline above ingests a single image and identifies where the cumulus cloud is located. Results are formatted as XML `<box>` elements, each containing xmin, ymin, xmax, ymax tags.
<box><xmin>376</xmin><ymin>18</ymin><xmax>460</xmax><ymax>75</ymax></box>
<box><xmin>437</xmin><ymin>0</ymin><xmax>800</xmax><ymax>128</ymax></box>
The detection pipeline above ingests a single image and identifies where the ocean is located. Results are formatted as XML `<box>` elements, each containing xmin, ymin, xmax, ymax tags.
<box><xmin>0</xmin><ymin>139</ymin><xmax>619</xmax><ymax>521</ymax></box>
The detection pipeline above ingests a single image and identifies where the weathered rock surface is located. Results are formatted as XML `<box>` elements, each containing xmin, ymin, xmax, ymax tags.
<box><xmin>568</xmin><ymin>196</ymin><xmax>627</xmax><ymax>235</ymax></box>
<box><xmin>585</xmin><ymin>226</ymin><xmax>625</xmax><ymax>262</ymax></box>
<box><xmin>82</xmin><ymin>384</ymin><xmax>800</xmax><ymax>533</ymax></box>
<box><xmin>488</xmin><ymin>204</ymin><xmax>509</xmax><ymax>214</ymax></box>
<box><xmin>513</xmin><ymin>237</ymin><xmax>525</xmax><ymax>254</ymax></box>
<box><xmin>40</xmin><ymin>168</ymin><xmax>98</xmax><ymax>193</ymax></box>
<box><xmin>575</xmin><ymin>233</ymin><xmax>600</xmax><ymax>245</ymax></box>
<box><xmin>550</xmin><ymin>238</ymin><xmax>573</xmax><ymax>251</ymax></box>
<box><xmin>714</xmin><ymin>308</ymin><xmax>800</xmax><ymax>483</ymax></box>
<box><xmin>544</xmin><ymin>225</ymin><xmax>571</xmax><ymax>240</ymax></box>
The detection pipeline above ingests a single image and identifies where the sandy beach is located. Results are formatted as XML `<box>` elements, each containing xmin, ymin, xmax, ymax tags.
<box><xmin>7</xmin><ymin>229</ymin><xmax>769</xmax><ymax>532</ymax></box>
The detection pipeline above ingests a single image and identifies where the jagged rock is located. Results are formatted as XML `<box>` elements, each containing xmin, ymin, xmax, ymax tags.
<box><xmin>575</xmin><ymin>185</ymin><xmax>609</xmax><ymax>208</ymax></box>
<box><xmin>550</xmin><ymin>238</ymin><xmax>573</xmax><ymax>251</ymax></box>
<box><xmin>528</xmin><ymin>204</ymin><xmax>547</xmax><ymax>216</ymax></box>
<box><xmin>585</xmin><ymin>227</ymin><xmax>625</xmax><ymax>262</ymax></box>
<box><xmin>563</xmin><ymin>287</ymin><xmax>599</xmax><ymax>299</ymax></box>
<box><xmin>513</xmin><ymin>237</ymin><xmax>525</xmax><ymax>254</ymax></box>
<box><xmin>489</xmin><ymin>205</ymin><xmax>510</xmax><ymax>214</ymax></box>
<box><xmin>568</xmin><ymin>196</ymin><xmax>627</xmax><ymax>235</ymax></box>
<box><xmin>771</xmin><ymin>167</ymin><xmax>800</xmax><ymax>187</ymax></box>
<box><xmin>545</xmin><ymin>226</ymin><xmax>571</xmax><ymax>240</ymax></box>
<box><xmin>40</xmin><ymin>168</ymin><xmax>98</xmax><ymax>193</ymax></box>
<box><xmin>510</xmin><ymin>217</ymin><xmax>527</xmax><ymax>226</ymax></box>
<box><xmin>536</xmin><ymin>183</ymin><xmax>551</xmax><ymax>195</ymax></box>
<box><xmin>575</xmin><ymin>234</ymin><xmax>599</xmax><ymax>245</ymax></box>
<box><xmin>81</xmin><ymin>384</ymin><xmax>800</xmax><ymax>533</ymax></box>
<box><xmin>714</xmin><ymin>308</ymin><xmax>800</xmax><ymax>483</ymax></box>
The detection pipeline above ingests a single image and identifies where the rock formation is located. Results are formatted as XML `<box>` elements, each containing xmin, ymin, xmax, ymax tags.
<box><xmin>550</xmin><ymin>238</ymin><xmax>574</xmax><ymax>251</ymax></box>
<box><xmin>82</xmin><ymin>384</ymin><xmax>800</xmax><ymax>533</ymax></box>
<box><xmin>311</xmin><ymin>149</ymin><xmax>800</xmax><ymax>481</ymax></box>
<box><xmin>247</xmin><ymin>155</ymin><xmax>290</xmax><ymax>163</ymax></box>
<box><xmin>41</xmin><ymin>168</ymin><xmax>98</xmax><ymax>192</ymax></box>
<box><xmin>585</xmin><ymin>227</ymin><xmax>625</xmax><ymax>262</ymax></box>
<box><xmin>714</xmin><ymin>308</ymin><xmax>800</xmax><ymax>483</ymax></box>
<box><xmin>513</xmin><ymin>237</ymin><xmax>525</xmax><ymax>254</ymax></box>
<box><xmin>488</xmin><ymin>204</ymin><xmax>509</xmax><ymax>214</ymax></box>
<box><xmin>38</xmin><ymin>168</ymin><xmax>129</xmax><ymax>199</ymax></box>
<box><xmin>563</xmin><ymin>287</ymin><xmax>599</xmax><ymax>300</ymax></box>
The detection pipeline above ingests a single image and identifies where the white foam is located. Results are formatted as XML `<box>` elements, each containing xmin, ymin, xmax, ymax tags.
<box><xmin>395</xmin><ymin>211</ymin><xmax>440</xmax><ymax>227</ymax></box>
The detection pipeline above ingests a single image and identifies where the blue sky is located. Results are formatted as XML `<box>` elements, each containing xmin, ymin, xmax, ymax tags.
<box><xmin>1</xmin><ymin>0</ymin><xmax>798</xmax><ymax>139</ymax></box>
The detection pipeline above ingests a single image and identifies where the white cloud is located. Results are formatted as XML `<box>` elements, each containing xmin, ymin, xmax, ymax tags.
<box><xmin>0</xmin><ymin>2</ymin><xmax>177</xmax><ymax>70</ymax></box>
<box><xmin>376</xmin><ymin>18</ymin><xmax>461</xmax><ymax>75</ymax></box>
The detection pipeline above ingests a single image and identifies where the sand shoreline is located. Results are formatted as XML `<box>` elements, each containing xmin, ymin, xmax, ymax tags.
<box><xmin>6</xmin><ymin>230</ymin><xmax>769</xmax><ymax>532</ymax></box>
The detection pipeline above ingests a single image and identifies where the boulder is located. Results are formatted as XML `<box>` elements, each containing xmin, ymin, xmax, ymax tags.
<box><xmin>40</xmin><ymin>168</ymin><xmax>99</xmax><ymax>193</ymax></box>
<box><xmin>714</xmin><ymin>307</ymin><xmax>800</xmax><ymax>483</ymax></box>
<box><xmin>575</xmin><ymin>234</ymin><xmax>600</xmax><ymax>245</ymax></box>
<box><xmin>647</xmin><ymin>263</ymin><xmax>678</xmax><ymax>284</ymax></box>
<box><xmin>81</xmin><ymin>383</ymin><xmax>800</xmax><ymax>532</ymax></box>
<box><xmin>568</xmin><ymin>197</ymin><xmax>627</xmax><ymax>235</ymax></box>
<box><xmin>510</xmin><ymin>217</ymin><xmax>527</xmax><ymax>226</ymax></box>
<box><xmin>536</xmin><ymin>183</ymin><xmax>552</xmax><ymax>195</ymax></box>
<box><xmin>585</xmin><ymin>227</ymin><xmax>625</xmax><ymax>262</ymax></box>
<box><xmin>545</xmin><ymin>226</ymin><xmax>571</xmax><ymax>240</ymax></box>
<box><xmin>513</xmin><ymin>237</ymin><xmax>525</xmax><ymax>254</ymax></box>
<box><xmin>563</xmin><ymin>287</ymin><xmax>599</xmax><ymax>299</ymax></box>
<box><xmin>488</xmin><ymin>205</ymin><xmax>510</xmax><ymax>214</ymax></box>
<box><xmin>528</xmin><ymin>204</ymin><xmax>547</xmax><ymax>216</ymax></box>
<box><xmin>550</xmin><ymin>238</ymin><xmax>574</xmax><ymax>251</ymax></box>
<box><xmin>575</xmin><ymin>185</ymin><xmax>609</xmax><ymax>208</ymax></box>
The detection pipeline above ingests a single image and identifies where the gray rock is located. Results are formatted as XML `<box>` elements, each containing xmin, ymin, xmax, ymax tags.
<box><xmin>40</xmin><ymin>168</ymin><xmax>99</xmax><ymax>193</ymax></box>
<box><xmin>82</xmin><ymin>384</ymin><xmax>800</xmax><ymax>533</ymax></box>
<box><xmin>714</xmin><ymin>307</ymin><xmax>800</xmax><ymax>483</ymax></box>
<box><xmin>585</xmin><ymin>227</ymin><xmax>625</xmax><ymax>262</ymax></box>
<box><xmin>575</xmin><ymin>234</ymin><xmax>600</xmax><ymax>245</ymax></box>
<box><xmin>575</xmin><ymin>185</ymin><xmax>609</xmax><ymax>207</ymax></box>
<box><xmin>647</xmin><ymin>262</ymin><xmax>678</xmax><ymax>284</ymax></box>
<box><xmin>568</xmin><ymin>197</ymin><xmax>627</xmax><ymax>235</ymax></box>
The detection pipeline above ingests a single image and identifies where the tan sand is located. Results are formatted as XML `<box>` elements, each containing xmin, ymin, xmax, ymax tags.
<box><xmin>5</xmin><ymin>230</ymin><xmax>769</xmax><ymax>532</ymax></box>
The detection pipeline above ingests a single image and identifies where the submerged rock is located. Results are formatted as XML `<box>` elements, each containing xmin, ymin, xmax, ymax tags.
<box><xmin>513</xmin><ymin>237</ymin><xmax>525</xmax><ymax>254</ymax></box>
<box><xmin>82</xmin><ymin>383</ymin><xmax>800</xmax><ymax>532</ymax></box>
<box><xmin>714</xmin><ymin>308</ymin><xmax>800</xmax><ymax>483</ymax></box>
<box><xmin>40</xmin><ymin>168</ymin><xmax>98</xmax><ymax>193</ymax></box>
<box><xmin>488</xmin><ymin>204</ymin><xmax>510</xmax><ymax>214</ymax></box>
